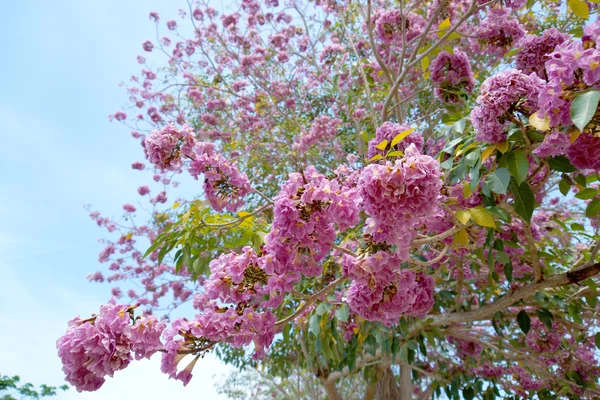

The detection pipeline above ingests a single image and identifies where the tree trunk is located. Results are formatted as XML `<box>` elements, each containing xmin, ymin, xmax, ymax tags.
<box><xmin>375</xmin><ymin>366</ymin><xmax>403</xmax><ymax>400</ymax></box>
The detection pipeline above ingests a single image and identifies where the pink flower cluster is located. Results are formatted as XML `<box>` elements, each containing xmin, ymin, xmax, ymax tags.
<box><xmin>567</xmin><ymin>133</ymin><xmax>600</xmax><ymax>172</ymax></box>
<box><xmin>161</xmin><ymin>310</ymin><xmax>276</xmax><ymax>385</ymax></box>
<box><xmin>265</xmin><ymin>166</ymin><xmax>361</xmax><ymax>277</ymax></box>
<box><xmin>472</xmin><ymin>8</ymin><xmax>525</xmax><ymax>56</ymax></box>
<box><xmin>367</xmin><ymin>122</ymin><xmax>424</xmax><ymax>160</ymax></box>
<box><xmin>56</xmin><ymin>299</ymin><xmax>165</xmax><ymax>392</ymax></box>
<box><xmin>343</xmin><ymin>252</ymin><xmax>434</xmax><ymax>325</ymax></box>
<box><xmin>515</xmin><ymin>28</ymin><xmax>569</xmax><ymax>77</ymax></box>
<box><xmin>471</xmin><ymin>69</ymin><xmax>544</xmax><ymax>144</ymax></box>
<box><xmin>143</xmin><ymin>123</ymin><xmax>196</xmax><ymax>171</ymax></box>
<box><xmin>372</xmin><ymin>9</ymin><xmax>425</xmax><ymax>44</ymax></box>
<box><xmin>188</xmin><ymin>143</ymin><xmax>252</xmax><ymax>212</ymax></box>
<box><xmin>294</xmin><ymin>116</ymin><xmax>343</xmax><ymax>152</ymax></box>
<box><xmin>430</xmin><ymin>50</ymin><xmax>475</xmax><ymax>103</ymax></box>
<box><xmin>359</xmin><ymin>144</ymin><xmax>443</xmax><ymax>249</ymax></box>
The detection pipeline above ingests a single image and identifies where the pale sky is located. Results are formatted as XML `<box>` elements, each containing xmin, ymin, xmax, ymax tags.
<box><xmin>0</xmin><ymin>1</ymin><xmax>232</xmax><ymax>398</ymax></box>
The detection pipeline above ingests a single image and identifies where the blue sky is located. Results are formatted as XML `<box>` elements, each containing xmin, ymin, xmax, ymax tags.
<box><xmin>0</xmin><ymin>1</ymin><xmax>231</xmax><ymax>398</ymax></box>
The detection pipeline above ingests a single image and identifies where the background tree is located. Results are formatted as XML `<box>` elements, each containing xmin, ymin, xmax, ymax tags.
<box><xmin>58</xmin><ymin>0</ymin><xmax>600</xmax><ymax>399</ymax></box>
<box><xmin>0</xmin><ymin>375</ymin><xmax>68</xmax><ymax>400</ymax></box>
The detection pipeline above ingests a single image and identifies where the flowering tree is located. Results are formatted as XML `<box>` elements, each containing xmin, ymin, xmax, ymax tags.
<box><xmin>58</xmin><ymin>0</ymin><xmax>600</xmax><ymax>398</ymax></box>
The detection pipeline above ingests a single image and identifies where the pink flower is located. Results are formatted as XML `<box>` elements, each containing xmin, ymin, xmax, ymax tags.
<box><xmin>142</xmin><ymin>41</ymin><xmax>154</xmax><ymax>52</ymax></box>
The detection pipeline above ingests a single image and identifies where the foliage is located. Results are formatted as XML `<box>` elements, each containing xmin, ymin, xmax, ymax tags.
<box><xmin>0</xmin><ymin>375</ymin><xmax>68</xmax><ymax>400</ymax></box>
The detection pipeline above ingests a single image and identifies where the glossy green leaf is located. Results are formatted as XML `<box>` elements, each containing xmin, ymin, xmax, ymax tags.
<box><xmin>503</xmin><ymin>149</ymin><xmax>529</xmax><ymax>185</ymax></box>
<box><xmin>517</xmin><ymin>310</ymin><xmax>531</xmax><ymax>334</ymax></box>
<box><xmin>548</xmin><ymin>156</ymin><xmax>577</xmax><ymax>172</ymax></box>
<box><xmin>509</xmin><ymin>179</ymin><xmax>535</xmax><ymax>222</ymax></box>
<box><xmin>570</xmin><ymin>89</ymin><xmax>600</xmax><ymax>131</ymax></box>
<box><xmin>485</xmin><ymin>168</ymin><xmax>510</xmax><ymax>195</ymax></box>
<box><xmin>586</xmin><ymin>198</ymin><xmax>600</xmax><ymax>217</ymax></box>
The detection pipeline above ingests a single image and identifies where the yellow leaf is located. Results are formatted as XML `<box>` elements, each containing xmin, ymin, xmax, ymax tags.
<box><xmin>438</xmin><ymin>17</ymin><xmax>451</xmax><ymax>38</ymax></box>
<box><xmin>391</xmin><ymin>128</ymin><xmax>416</xmax><ymax>147</ymax></box>
<box><xmin>463</xmin><ymin>181</ymin><xmax>472</xmax><ymax>198</ymax></box>
<box><xmin>172</xmin><ymin>201</ymin><xmax>180</xmax><ymax>209</ymax></box>
<box><xmin>481</xmin><ymin>145</ymin><xmax>496</xmax><ymax>163</ymax></box>
<box><xmin>470</xmin><ymin>206</ymin><xmax>496</xmax><ymax>228</ymax></box>
<box><xmin>453</xmin><ymin>229</ymin><xmax>469</xmax><ymax>245</ymax></box>
<box><xmin>369</xmin><ymin>154</ymin><xmax>384</xmax><ymax>162</ymax></box>
<box><xmin>125</xmin><ymin>232</ymin><xmax>133</xmax><ymax>241</ymax></box>
<box><xmin>456</xmin><ymin>142</ymin><xmax>477</xmax><ymax>157</ymax></box>
<box><xmin>529</xmin><ymin>111</ymin><xmax>550</xmax><ymax>131</ymax></box>
<box><xmin>496</xmin><ymin>141</ymin><xmax>509</xmax><ymax>154</ymax></box>
<box><xmin>424</xmin><ymin>70</ymin><xmax>430</xmax><ymax>80</ymax></box>
<box><xmin>387</xmin><ymin>150</ymin><xmax>404</xmax><ymax>157</ymax></box>
<box><xmin>447</xmin><ymin>32</ymin><xmax>462</xmax><ymax>41</ymax></box>
<box><xmin>570</xmin><ymin>127</ymin><xmax>582</xmax><ymax>143</ymax></box>
<box><xmin>568</xmin><ymin>0</ymin><xmax>590</xmax><ymax>19</ymax></box>
<box><xmin>238</xmin><ymin>211</ymin><xmax>250</xmax><ymax>218</ymax></box>
<box><xmin>421</xmin><ymin>56</ymin><xmax>430</xmax><ymax>72</ymax></box>
<box><xmin>456</xmin><ymin>210</ymin><xmax>471</xmax><ymax>225</ymax></box>
<box><xmin>376</xmin><ymin>139</ymin><xmax>388</xmax><ymax>150</ymax></box>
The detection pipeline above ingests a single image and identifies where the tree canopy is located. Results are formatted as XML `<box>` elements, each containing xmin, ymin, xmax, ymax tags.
<box><xmin>57</xmin><ymin>0</ymin><xmax>600</xmax><ymax>398</ymax></box>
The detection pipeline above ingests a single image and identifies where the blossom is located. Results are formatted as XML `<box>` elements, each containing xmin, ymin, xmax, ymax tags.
<box><xmin>142</xmin><ymin>40</ymin><xmax>154</xmax><ymax>52</ymax></box>
<box><xmin>346</xmin><ymin>266</ymin><xmax>434</xmax><ymax>325</ymax></box>
<box><xmin>372</xmin><ymin>10</ymin><xmax>426</xmax><ymax>43</ymax></box>
<box><xmin>516</xmin><ymin>28</ymin><xmax>570</xmax><ymax>77</ymax></box>
<box><xmin>358</xmin><ymin>144</ymin><xmax>443</xmax><ymax>246</ymax></box>
<box><xmin>533</xmin><ymin>129</ymin><xmax>570</xmax><ymax>158</ymax></box>
<box><xmin>367</xmin><ymin>122</ymin><xmax>424</xmax><ymax>159</ymax></box>
<box><xmin>167</xmin><ymin>20</ymin><xmax>177</xmax><ymax>30</ymax></box>
<box><xmin>265</xmin><ymin>165</ymin><xmax>361</xmax><ymax>277</ymax></box>
<box><xmin>122</xmin><ymin>203</ymin><xmax>136</xmax><ymax>213</ymax></box>
<box><xmin>472</xmin><ymin>8</ymin><xmax>525</xmax><ymax>56</ymax></box>
<box><xmin>430</xmin><ymin>50</ymin><xmax>475</xmax><ymax>103</ymax></box>
<box><xmin>188</xmin><ymin>144</ymin><xmax>252</xmax><ymax>212</ymax></box>
<box><xmin>57</xmin><ymin>299</ymin><xmax>165</xmax><ymax>392</ymax></box>
<box><xmin>567</xmin><ymin>133</ymin><xmax>600</xmax><ymax>171</ymax></box>
<box><xmin>143</xmin><ymin>124</ymin><xmax>196</xmax><ymax>171</ymax></box>
<box><xmin>471</xmin><ymin>69</ymin><xmax>544</xmax><ymax>144</ymax></box>
<box><xmin>294</xmin><ymin>116</ymin><xmax>342</xmax><ymax>152</ymax></box>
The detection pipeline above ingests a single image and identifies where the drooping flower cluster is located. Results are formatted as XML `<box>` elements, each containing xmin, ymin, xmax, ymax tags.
<box><xmin>265</xmin><ymin>166</ymin><xmax>361</xmax><ymax>277</ymax></box>
<box><xmin>143</xmin><ymin>123</ymin><xmax>196</xmax><ymax>171</ymax></box>
<box><xmin>372</xmin><ymin>9</ymin><xmax>426</xmax><ymax>44</ymax></box>
<box><xmin>188</xmin><ymin>143</ymin><xmax>252</xmax><ymax>212</ymax></box>
<box><xmin>532</xmin><ymin>129</ymin><xmax>570</xmax><ymax>158</ymax></box>
<box><xmin>57</xmin><ymin>299</ymin><xmax>165</xmax><ymax>392</ymax></box>
<box><xmin>294</xmin><ymin>116</ymin><xmax>343</xmax><ymax>152</ymax></box>
<box><xmin>515</xmin><ymin>28</ymin><xmax>570</xmax><ymax>77</ymax></box>
<box><xmin>343</xmin><ymin>251</ymin><xmax>434</xmax><ymax>325</ymax></box>
<box><xmin>367</xmin><ymin>122</ymin><xmax>424</xmax><ymax>159</ymax></box>
<box><xmin>430</xmin><ymin>50</ymin><xmax>475</xmax><ymax>103</ymax></box>
<box><xmin>472</xmin><ymin>8</ymin><xmax>525</xmax><ymax>56</ymax></box>
<box><xmin>471</xmin><ymin>69</ymin><xmax>544</xmax><ymax>144</ymax></box>
<box><xmin>359</xmin><ymin>144</ymin><xmax>443</xmax><ymax>249</ymax></box>
<box><xmin>567</xmin><ymin>133</ymin><xmax>600</xmax><ymax>171</ymax></box>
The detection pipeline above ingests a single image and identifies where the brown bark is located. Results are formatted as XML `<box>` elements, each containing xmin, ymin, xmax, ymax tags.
<box><xmin>375</xmin><ymin>366</ymin><xmax>403</xmax><ymax>400</ymax></box>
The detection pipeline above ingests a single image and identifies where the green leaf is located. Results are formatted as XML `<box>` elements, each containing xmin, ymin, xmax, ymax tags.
<box><xmin>485</xmin><ymin>168</ymin><xmax>510</xmax><ymax>195</ymax></box>
<box><xmin>309</xmin><ymin>314</ymin><xmax>321</xmax><ymax>336</ymax></box>
<box><xmin>576</xmin><ymin>188</ymin><xmax>599</xmax><ymax>200</ymax></box>
<box><xmin>594</xmin><ymin>332</ymin><xmax>600</xmax><ymax>350</ymax></box>
<box><xmin>586</xmin><ymin>198</ymin><xmax>600</xmax><ymax>217</ymax></box>
<box><xmin>548</xmin><ymin>156</ymin><xmax>577</xmax><ymax>172</ymax></box>
<box><xmin>570</xmin><ymin>89</ymin><xmax>600</xmax><ymax>131</ymax></box>
<box><xmin>509</xmin><ymin>179</ymin><xmax>535</xmax><ymax>222</ymax></box>
<box><xmin>453</xmin><ymin>119</ymin><xmax>466</xmax><ymax>134</ymax></box>
<box><xmin>364</xmin><ymin>335</ymin><xmax>377</xmax><ymax>357</ymax></box>
<box><xmin>503</xmin><ymin>149</ymin><xmax>529</xmax><ymax>185</ymax></box>
<box><xmin>559</xmin><ymin>178</ymin><xmax>571</xmax><ymax>196</ymax></box>
<box><xmin>504</xmin><ymin>262</ymin><xmax>513</xmax><ymax>282</ymax></box>
<box><xmin>536</xmin><ymin>308</ymin><xmax>554</xmax><ymax>330</ymax></box>
<box><xmin>517</xmin><ymin>310</ymin><xmax>531</xmax><ymax>334</ymax></box>
<box><xmin>335</xmin><ymin>305</ymin><xmax>349</xmax><ymax>322</ymax></box>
